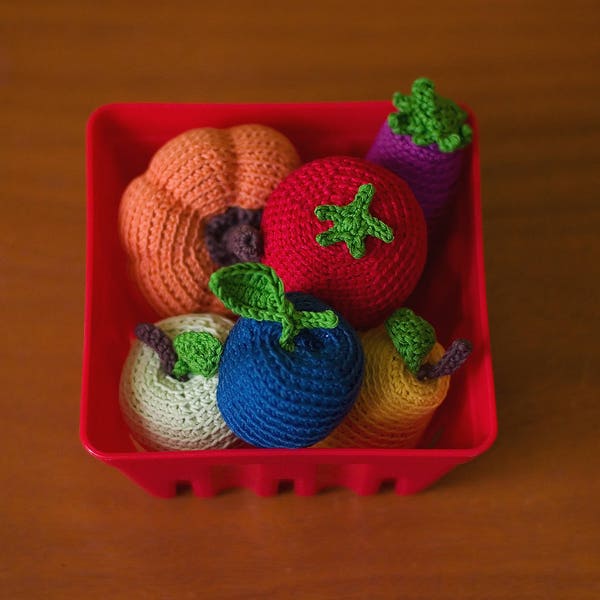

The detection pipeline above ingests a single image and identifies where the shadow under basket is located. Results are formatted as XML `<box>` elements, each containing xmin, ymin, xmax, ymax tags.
<box><xmin>80</xmin><ymin>101</ymin><xmax>497</xmax><ymax>497</ymax></box>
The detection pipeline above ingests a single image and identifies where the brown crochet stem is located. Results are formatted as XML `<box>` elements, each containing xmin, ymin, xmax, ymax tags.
<box><xmin>417</xmin><ymin>339</ymin><xmax>472</xmax><ymax>381</ymax></box>
<box><xmin>134</xmin><ymin>323</ymin><xmax>186</xmax><ymax>381</ymax></box>
<box><xmin>223</xmin><ymin>223</ymin><xmax>262</xmax><ymax>262</ymax></box>
<box><xmin>205</xmin><ymin>207</ymin><xmax>263</xmax><ymax>266</ymax></box>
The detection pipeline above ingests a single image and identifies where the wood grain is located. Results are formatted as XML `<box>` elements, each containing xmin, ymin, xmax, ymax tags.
<box><xmin>1</xmin><ymin>1</ymin><xmax>599</xmax><ymax>598</ymax></box>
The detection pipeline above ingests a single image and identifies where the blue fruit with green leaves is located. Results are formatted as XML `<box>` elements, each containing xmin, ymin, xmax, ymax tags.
<box><xmin>209</xmin><ymin>263</ymin><xmax>364</xmax><ymax>448</ymax></box>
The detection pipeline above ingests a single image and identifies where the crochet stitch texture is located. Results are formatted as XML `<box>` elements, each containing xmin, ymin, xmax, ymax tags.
<box><xmin>209</xmin><ymin>262</ymin><xmax>339</xmax><ymax>352</ymax></box>
<box><xmin>314</xmin><ymin>183</ymin><xmax>394</xmax><ymax>259</ymax></box>
<box><xmin>320</xmin><ymin>326</ymin><xmax>450</xmax><ymax>449</ymax></box>
<box><xmin>366</xmin><ymin>78</ymin><xmax>471</xmax><ymax>242</ymax></box>
<box><xmin>262</xmin><ymin>156</ymin><xmax>427</xmax><ymax>330</ymax></box>
<box><xmin>216</xmin><ymin>292</ymin><xmax>365</xmax><ymax>448</ymax></box>
<box><xmin>119</xmin><ymin>313</ymin><xmax>240</xmax><ymax>451</ymax></box>
<box><xmin>119</xmin><ymin>125</ymin><xmax>300</xmax><ymax>317</ymax></box>
<box><xmin>388</xmin><ymin>78</ymin><xmax>472</xmax><ymax>152</ymax></box>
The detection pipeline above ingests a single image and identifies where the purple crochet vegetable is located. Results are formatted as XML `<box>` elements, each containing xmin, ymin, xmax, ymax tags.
<box><xmin>366</xmin><ymin>78</ymin><xmax>472</xmax><ymax>243</ymax></box>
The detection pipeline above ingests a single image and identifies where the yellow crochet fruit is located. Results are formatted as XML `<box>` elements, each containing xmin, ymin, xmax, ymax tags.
<box><xmin>319</xmin><ymin>308</ymin><xmax>471</xmax><ymax>449</ymax></box>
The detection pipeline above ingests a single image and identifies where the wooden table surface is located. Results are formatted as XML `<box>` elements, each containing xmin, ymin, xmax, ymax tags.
<box><xmin>1</xmin><ymin>1</ymin><xmax>598</xmax><ymax>598</ymax></box>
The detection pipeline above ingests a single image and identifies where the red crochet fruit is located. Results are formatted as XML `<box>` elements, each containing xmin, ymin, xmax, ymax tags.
<box><xmin>262</xmin><ymin>156</ymin><xmax>427</xmax><ymax>330</ymax></box>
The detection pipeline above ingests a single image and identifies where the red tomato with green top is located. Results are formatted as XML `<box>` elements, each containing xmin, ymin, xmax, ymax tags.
<box><xmin>262</xmin><ymin>156</ymin><xmax>427</xmax><ymax>330</ymax></box>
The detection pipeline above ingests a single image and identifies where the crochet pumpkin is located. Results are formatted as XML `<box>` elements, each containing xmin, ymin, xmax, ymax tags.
<box><xmin>319</xmin><ymin>308</ymin><xmax>472</xmax><ymax>449</ymax></box>
<box><xmin>119</xmin><ymin>313</ymin><xmax>241</xmax><ymax>451</ymax></box>
<box><xmin>366</xmin><ymin>78</ymin><xmax>472</xmax><ymax>242</ymax></box>
<box><xmin>262</xmin><ymin>156</ymin><xmax>427</xmax><ymax>330</ymax></box>
<box><xmin>119</xmin><ymin>125</ymin><xmax>300</xmax><ymax>317</ymax></box>
<box><xmin>209</xmin><ymin>263</ymin><xmax>364</xmax><ymax>449</ymax></box>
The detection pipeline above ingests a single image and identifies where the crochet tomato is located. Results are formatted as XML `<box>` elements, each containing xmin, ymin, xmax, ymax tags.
<box><xmin>209</xmin><ymin>263</ymin><xmax>364</xmax><ymax>449</ymax></box>
<box><xmin>261</xmin><ymin>156</ymin><xmax>427</xmax><ymax>330</ymax></box>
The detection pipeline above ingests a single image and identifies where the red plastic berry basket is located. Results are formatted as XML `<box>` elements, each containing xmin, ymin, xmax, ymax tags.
<box><xmin>80</xmin><ymin>101</ymin><xmax>496</xmax><ymax>497</ymax></box>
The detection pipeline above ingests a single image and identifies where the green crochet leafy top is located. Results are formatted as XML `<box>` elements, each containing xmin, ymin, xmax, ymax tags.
<box><xmin>388</xmin><ymin>77</ymin><xmax>472</xmax><ymax>153</ymax></box>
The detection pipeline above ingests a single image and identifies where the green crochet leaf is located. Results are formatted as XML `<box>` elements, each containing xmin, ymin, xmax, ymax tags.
<box><xmin>315</xmin><ymin>183</ymin><xmax>394</xmax><ymax>259</ymax></box>
<box><xmin>172</xmin><ymin>331</ymin><xmax>223</xmax><ymax>379</ymax></box>
<box><xmin>209</xmin><ymin>263</ymin><xmax>338</xmax><ymax>352</ymax></box>
<box><xmin>387</xmin><ymin>77</ymin><xmax>472</xmax><ymax>153</ymax></box>
<box><xmin>385</xmin><ymin>308</ymin><xmax>436</xmax><ymax>375</ymax></box>
<box><xmin>209</xmin><ymin>262</ymin><xmax>286</xmax><ymax>321</ymax></box>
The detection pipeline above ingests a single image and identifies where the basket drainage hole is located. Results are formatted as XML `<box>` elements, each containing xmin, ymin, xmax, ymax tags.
<box><xmin>379</xmin><ymin>479</ymin><xmax>397</xmax><ymax>493</ymax></box>
<box><xmin>175</xmin><ymin>481</ymin><xmax>192</xmax><ymax>495</ymax></box>
<box><xmin>277</xmin><ymin>479</ymin><xmax>295</xmax><ymax>494</ymax></box>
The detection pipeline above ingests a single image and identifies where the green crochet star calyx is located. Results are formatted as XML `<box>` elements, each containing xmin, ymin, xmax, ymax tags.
<box><xmin>314</xmin><ymin>183</ymin><xmax>394</xmax><ymax>259</ymax></box>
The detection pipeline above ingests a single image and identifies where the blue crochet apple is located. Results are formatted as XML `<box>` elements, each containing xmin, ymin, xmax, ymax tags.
<box><xmin>209</xmin><ymin>263</ymin><xmax>364</xmax><ymax>448</ymax></box>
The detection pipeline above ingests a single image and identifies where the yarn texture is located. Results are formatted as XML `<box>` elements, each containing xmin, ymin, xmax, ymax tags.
<box><xmin>319</xmin><ymin>326</ymin><xmax>450</xmax><ymax>449</ymax></box>
<box><xmin>134</xmin><ymin>322</ymin><xmax>179</xmax><ymax>377</ymax></box>
<box><xmin>119</xmin><ymin>313</ymin><xmax>240</xmax><ymax>451</ymax></box>
<box><xmin>385</xmin><ymin>307</ymin><xmax>436</xmax><ymax>375</ymax></box>
<box><xmin>215</xmin><ymin>288</ymin><xmax>365</xmax><ymax>449</ymax></box>
<box><xmin>387</xmin><ymin>77</ymin><xmax>472</xmax><ymax>152</ymax></box>
<box><xmin>209</xmin><ymin>262</ymin><xmax>338</xmax><ymax>351</ymax></box>
<box><xmin>418</xmin><ymin>339</ymin><xmax>472</xmax><ymax>380</ymax></box>
<box><xmin>119</xmin><ymin>125</ymin><xmax>300</xmax><ymax>317</ymax></box>
<box><xmin>204</xmin><ymin>206</ymin><xmax>263</xmax><ymax>266</ymax></box>
<box><xmin>172</xmin><ymin>331</ymin><xmax>223</xmax><ymax>379</ymax></box>
<box><xmin>315</xmin><ymin>183</ymin><xmax>394</xmax><ymax>259</ymax></box>
<box><xmin>262</xmin><ymin>156</ymin><xmax>427</xmax><ymax>330</ymax></box>
<box><xmin>366</xmin><ymin>78</ymin><xmax>471</xmax><ymax>242</ymax></box>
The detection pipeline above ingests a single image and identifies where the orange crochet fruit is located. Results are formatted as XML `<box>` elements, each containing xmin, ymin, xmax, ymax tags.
<box><xmin>119</xmin><ymin>125</ymin><xmax>300</xmax><ymax>317</ymax></box>
<box><xmin>319</xmin><ymin>308</ymin><xmax>472</xmax><ymax>449</ymax></box>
